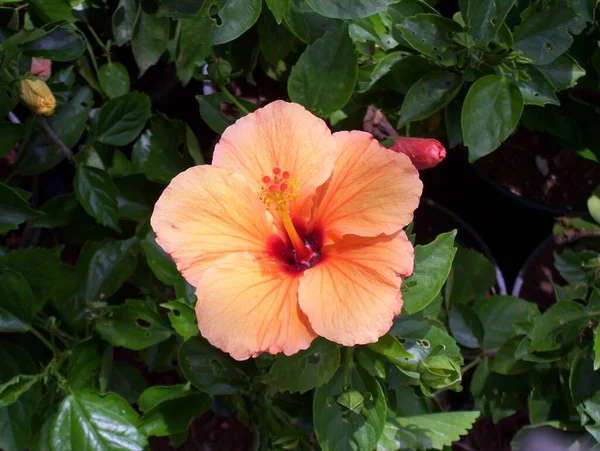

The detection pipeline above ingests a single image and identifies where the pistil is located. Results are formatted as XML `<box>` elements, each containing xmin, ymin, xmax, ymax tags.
<box><xmin>280</xmin><ymin>209</ymin><xmax>312</xmax><ymax>263</ymax></box>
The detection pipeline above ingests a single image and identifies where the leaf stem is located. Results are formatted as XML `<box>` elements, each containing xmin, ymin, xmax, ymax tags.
<box><xmin>461</xmin><ymin>355</ymin><xmax>481</xmax><ymax>375</ymax></box>
<box><xmin>343</xmin><ymin>347</ymin><xmax>354</xmax><ymax>386</ymax></box>
<box><xmin>218</xmin><ymin>83</ymin><xmax>251</xmax><ymax>115</ymax></box>
<box><xmin>35</xmin><ymin>115</ymin><xmax>78</xmax><ymax>165</ymax></box>
<box><xmin>30</xmin><ymin>326</ymin><xmax>58</xmax><ymax>355</ymax></box>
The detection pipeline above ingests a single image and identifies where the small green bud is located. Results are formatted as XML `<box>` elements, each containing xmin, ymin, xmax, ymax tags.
<box><xmin>208</xmin><ymin>59</ymin><xmax>233</xmax><ymax>84</ymax></box>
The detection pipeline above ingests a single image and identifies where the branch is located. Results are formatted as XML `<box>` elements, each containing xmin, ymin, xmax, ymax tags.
<box><xmin>34</xmin><ymin>115</ymin><xmax>77</xmax><ymax>164</ymax></box>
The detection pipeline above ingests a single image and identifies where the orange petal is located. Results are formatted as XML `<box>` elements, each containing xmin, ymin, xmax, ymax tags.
<box><xmin>212</xmin><ymin>100</ymin><xmax>335</xmax><ymax>217</ymax></box>
<box><xmin>151</xmin><ymin>166</ymin><xmax>276</xmax><ymax>287</ymax></box>
<box><xmin>195</xmin><ymin>252</ymin><xmax>316</xmax><ymax>361</ymax></box>
<box><xmin>310</xmin><ymin>131</ymin><xmax>422</xmax><ymax>239</ymax></box>
<box><xmin>298</xmin><ymin>231</ymin><xmax>414</xmax><ymax>346</ymax></box>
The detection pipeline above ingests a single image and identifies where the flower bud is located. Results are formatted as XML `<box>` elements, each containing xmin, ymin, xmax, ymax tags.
<box><xmin>20</xmin><ymin>78</ymin><xmax>56</xmax><ymax>116</ymax></box>
<box><xmin>208</xmin><ymin>59</ymin><xmax>233</xmax><ymax>85</ymax></box>
<box><xmin>389</xmin><ymin>137</ymin><xmax>446</xmax><ymax>170</ymax></box>
<box><xmin>418</xmin><ymin>355</ymin><xmax>462</xmax><ymax>395</ymax></box>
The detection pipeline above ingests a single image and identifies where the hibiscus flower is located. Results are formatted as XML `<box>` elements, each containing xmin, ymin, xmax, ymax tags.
<box><xmin>151</xmin><ymin>101</ymin><xmax>422</xmax><ymax>361</ymax></box>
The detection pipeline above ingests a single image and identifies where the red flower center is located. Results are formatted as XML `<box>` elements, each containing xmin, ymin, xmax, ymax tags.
<box><xmin>267</xmin><ymin>217</ymin><xmax>324</xmax><ymax>275</ymax></box>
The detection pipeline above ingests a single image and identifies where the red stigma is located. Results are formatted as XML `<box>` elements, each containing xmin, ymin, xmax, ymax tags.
<box><xmin>272</xmin><ymin>167</ymin><xmax>281</xmax><ymax>175</ymax></box>
<box><xmin>262</xmin><ymin>175</ymin><xmax>271</xmax><ymax>183</ymax></box>
<box><xmin>268</xmin><ymin>184</ymin><xmax>278</xmax><ymax>193</ymax></box>
<box><xmin>280</xmin><ymin>183</ymin><xmax>288</xmax><ymax>192</ymax></box>
<box><xmin>282</xmin><ymin>171</ymin><xmax>290</xmax><ymax>179</ymax></box>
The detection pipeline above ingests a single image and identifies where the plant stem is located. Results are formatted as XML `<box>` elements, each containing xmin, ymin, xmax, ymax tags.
<box><xmin>86</xmin><ymin>23</ymin><xmax>109</xmax><ymax>55</ymax></box>
<box><xmin>343</xmin><ymin>347</ymin><xmax>354</xmax><ymax>386</ymax></box>
<box><xmin>35</xmin><ymin>115</ymin><xmax>78</xmax><ymax>165</ymax></box>
<box><xmin>219</xmin><ymin>83</ymin><xmax>251</xmax><ymax>115</ymax></box>
<box><xmin>461</xmin><ymin>355</ymin><xmax>481</xmax><ymax>375</ymax></box>
<box><xmin>30</xmin><ymin>327</ymin><xmax>58</xmax><ymax>355</ymax></box>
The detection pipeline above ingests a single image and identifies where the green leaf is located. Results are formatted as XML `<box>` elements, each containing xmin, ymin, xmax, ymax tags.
<box><xmin>306</xmin><ymin>0</ymin><xmax>397</xmax><ymax>19</ymax></box>
<box><xmin>131</xmin><ymin>11</ymin><xmax>170</xmax><ymax>76</ymax></box>
<box><xmin>536</xmin><ymin>53</ymin><xmax>585</xmax><ymax>91</ymax></box>
<box><xmin>98</xmin><ymin>63</ymin><xmax>130</xmax><ymax>99</ymax></box>
<box><xmin>17</xmin><ymin>85</ymin><xmax>93</xmax><ymax>175</ymax></box>
<box><xmin>529</xmin><ymin>301</ymin><xmax>590</xmax><ymax>352</ymax></box>
<box><xmin>401</xmin><ymin>231</ymin><xmax>457</xmax><ymax>315</ymax></box>
<box><xmin>108</xmin><ymin>150</ymin><xmax>132</xmax><ymax>177</ymax></box>
<box><xmin>396</xmin><ymin>14</ymin><xmax>463</xmax><ymax>66</ymax></box>
<box><xmin>382</xmin><ymin>54</ymin><xmax>432</xmax><ymax>95</ymax></box>
<box><xmin>51</xmin><ymin>390</ymin><xmax>147</xmax><ymax>451</ymax></box>
<box><xmin>105</xmin><ymin>362</ymin><xmax>147</xmax><ymax>405</ymax></box>
<box><xmin>185</xmin><ymin>125</ymin><xmax>204</xmax><ymax>165</ymax></box>
<box><xmin>156</xmin><ymin>0</ymin><xmax>202</xmax><ymax>18</ymax></box>
<box><xmin>446</xmin><ymin>246</ymin><xmax>497</xmax><ymax>304</ymax></box>
<box><xmin>269</xmin><ymin>338</ymin><xmax>340</xmax><ymax>393</ymax></box>
<box><xmin>513</xmin><ymin>2</ymin><xmax>578</xmax><ymax>65</ymax></box>
<box><xmin>0</xmin><ymin>122</ymin><xmax>27</xmax><ymax>158</ymax></box>
<box><xmin>570</xmin><ymin>351</ymin><xmax>600</xmax><ymax>425</ymax></box>
<box><xmin>179</xmin><ymin>336</ymin><xmax>249</xmax><ymax>395</ymax></box>
<box><xmin>259</xmin><ymin>8</ymin><xmax>296</xmax><ymax>64</ymax></box>
<box><xmin>95</xmin><ymin>299</ymin><xmax>173</xmax><ymax>351</ymax></box>
<box><xmin>378</xmin><ymin>411</ymin><xmax>480</xmax><ymax>450</ymax></box>
<box><xmin>594</xmin><ymin>327</ymin><xmax>600</xmax><ymax>371</ymax></box>
<box><xmin>461</xmin><ymin>75</ymin><xmax>523</xmax><ymax>161</ymax></box>
<box><xmin>28</xmin><ymin>0</ymin><xmax>73</xmax><ymax>22</ymax></box>
<box><xmin>176</xmin><ymin>17</ymin><xmax>211</xmax><ymax>85</ymax></box>
<box><xmin>283</xmin><ymin>0</ymin><xmax>343</xmax><ymax>43</ymax></box>
<box><xmin>67</xmin><ymin>341</ymin><xmax>104</xmax><ymax>391</ymax></box>
<box><xmin>357</xmin><ymin>51</ymin><xmax>410</xmax><ymax>93</ymax></box>
<box><xmin>266</xmin><ymin>0</ymin><xmax>290</xmax><ymax>23</ymax></box>
<box><xmin>448</xmin><ymin>304</ymin><xmax>483</xmax><ymax>349</ymax></box>
<box><xmin>474</xmin><ymin>295</ymin><xmax>539</xmax><ymax>350</ymax></box>
<box><xmin>507</xmin><ymin>66</ymin><xmax>559</xmax><ymax>106</ymax></box>
<box><xmin>160</xmin><ymin>300</ymin><xmax>198</xmax><ymax>340</ymax></box>
<box><xmin>314</xmin><ymin>366</ymin><xmax>386</xmax><ymax>451</ymax></box>
<box><xmin>398</xmin><ymin>71</ymin><xmax>463</xmax><ymax>128</ymax></box>
<box><xmin>32</xmin><ymin>194</ymin><xmax>79</xmax><ymax>228</ymax></box>
<box><xmin>554</xmin><ymin>249</ymin><xmax>597</xmax><ymax>285</ymax></box>
<box><xmin>196</xmin><ymin>92</ymin><xmax>257</xmax><ymax>134</ymax></box>
<box><xmin>21</xmin><ymin>27</ymin><xmax>85</xmax><ymax>61</ymax></box>
<box><xmin>0</xmin><ymin>374</ymin><xmax>41</xmax><ymax>409</ymax></box>
<box><xmin>288</xmin><ymin>26</ymin><xmax>358</xmax><ymax>116</ymax></box>
<box><xmin>94</xmin><ymin>92</ymin><xmax>152</xmax><ymax>146</ymax></box>
<box><xmin>112</xmin><ymin>0</ymin><xmax>138</xmax><ymax>46</ymax></box>
<box><xmin>0</xmin><ymin>182</ymin><xmax>41</xmax><ymax>233</ymax></box>
<box><xmin>0</xmin><ymin>341</ymin><xmax>41</xmax><ymax>451</ymax></box>
<box><xmin>460</xmin><ymin>0</ymin><xmax>516</xmax><ymax>45</ymax></box>
<box><xmin>138</xmin><ymin>384</ymin><xmax>190</xmax><ymax>413</ymax></box>
<box><xmin>367</xmin><ymin>333</ymin><xmax>413</xmax><ymax>364</ymax></box>
<box><xmin>139</xmin><ymin>392</ymin><xmax>211</xmax><ymax>437</ymax></box>
<box><xmin>131</xmin><ymin>115</ymin><xmax>193</xmax><ymax>184</ymax></box>
<box><xmin>141</xmin><ymin>230</ymin><xmax>178</xmax><ymax>285</ymax></box>
<box><xmin>211</xmin><ymin>0</ymin><xmax>262</xmax><ymax>45</ymax></box>
<box><xmin>492</xmin><ymin>336</ymin><xmax>535</xmax><ymax>375</ymax></box>
<box><xmin>74</xmin><ymin>166</ymin><xmax>120</xmax><ymax>231</ymax></box>
<box><xmin>0</xmin><ymin>269</ymin><xmax>36</xmax><ymax>332</ymax></box>
<box><xmin>113</xmin><ymin>175</ymin><xmax>155</xmax><ymax>221</ymax></box>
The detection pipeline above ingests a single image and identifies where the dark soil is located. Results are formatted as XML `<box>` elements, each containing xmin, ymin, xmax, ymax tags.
<box><xmin>476</xmin><ymin>127</ymin><xmax>600</xmax><ymax>214</ymax></box>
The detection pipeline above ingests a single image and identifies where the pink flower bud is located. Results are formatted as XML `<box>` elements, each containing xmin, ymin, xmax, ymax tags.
<box><xmin>389</xmin><ymin>137</ymin><xmax>446</xmax><ymax>170</ymax></box>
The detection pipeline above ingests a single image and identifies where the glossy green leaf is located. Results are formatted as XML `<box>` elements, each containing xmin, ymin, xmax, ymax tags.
<box><xmin>95</xmin><ymin>299</ymin><xmax>173</xmax><ymax>350</ymax></box>
<box><xmin>32</xmin><ymin>194</ymin><xmax>79</xmax><ymax>228</ymax></box>
<box><xmin>139</xmin><ymin>392</ymin><xmax>211</xmax><ymax>437</ymax></box>
<box><xmin>570</xmin><ymin>352</ymin><xmax>600</xmax><ymax>425</ymax></box>
<box><xmin>21</xmin><ymin>27</ymin><xmax>85</xmax><ymax>61</ymax></box>
<box><xmin>211</xmin><ymin>0</ymin><xmax>262</xmax><ymax>45</ymax></box>
<box><xmin>460</xmin><ymin>0</ymin><xmax>516</xmax><ymax>45</ymax></box>
<box><xmin>398</xmin><ymin>71</ymin><xmax>463</xmax><ymax>128</ymax></box>
<box><xmin>74</xmin><ymin>166</ymin><xmax>120</xmax><ymax>231</ymax></box>
<box><xmin>507</xmin><ymin>66</ymin><xmax>559</xmax><ymax>106</ymax></box>
<box><xmin>51</xmin><ymin>390</ymin><xmax>147</xmax><ymax>451</ymax></box>
<box><xmin>67</xmin><ymin>341</ymin><xmax>104</xmax><ymax>391</ymax></box>
<box><xmin>401</xmin><ymin>230</ymin><xmax>457</xmax><ymax>315</ymax></box>
<box><xmin>28</xmin><ymin>0</ymin><xmax>73</xmax><ymax>22</ymax></box>
<box><xmin>378</xmin><ymin>411</ymin><xmax>480</xmax><ymax>450</ymax></box>
<box><xmin>0</xmin><ymin>374</ymin><xmax>41</xmax><ymax>409</ymax></box>
<box><xmin>105</xmin><ymin>362</ymin><xmax>147</xmax><ymax>405</ymax></box>
<box><xmin>357</xmin><ymin>51</ymin><xmax>409</xmax><ymax>93</ymax></box>
<box><xmin>396</xmin><ymin>14</ymin><xmax>463</xmax><ymax>66</ymax></box>
<box><xmin>306</xmin><ymin>0</ymin><xmax>397</xmax><ymax>19</ymax></box>
<box><xmin>0</xmin><ymin>341</ymin><xmax>41</xmax><ymax>451</ymax></box>
<box><xmin>259</xmin><ymin>8</ymin><xmax>296</xmax><ymax>64</ymax></box>
<box><xmin>462</xmin><ymin>75</ymin><xmax>523</xmax><ymax>161</ymax></box>
<box><xmin>474</xmin><ymin>295</ymin><xmax>540</xmax><ymax>350</ymax></box>
<box><xmin>0</xmin><ymin>122</ymin><xmax>27</xmax><ymax>158</ymax></box>
<box><xmin>492</xmin><ymin>336</ymin><xmax>535</xmax><ymax>375</ymax></box>
<box><xmin>138</xmin><ymin>384</ymin><xmax>190</xmax><ymax>413</ymax></box>
<box><xmin>367</xmin><ymin>333</ymin><xmax>413</xmax><ymax>364</ymax></box>
<box><xmin>131</xmin><ymin>115</ymin><xmax>193</xmax><ymax>184</ymax></box>
<box><xmin>536</xmin><ymin>53</ymin><xmax>585</xmax><ymax>91</ymax></box>
<box><xmin>446</xmin><ymin>246</ymin><xmax>497</xmax><ymax>304</ymax></box>
<box><xmin>513</xmin><ymin>2</ymin><xmax>577</xmax><ymax>65</ymax></box>
<box><xmin>94</xmin><ymin>92</ymin><xmax>151</xmax><ymax>146</ymax></box>
<box><xmin>156</xmin><ymin>0</ymin><xmax>203</xmax><ymax>18</ymax></box>
<box><xmin>529</xmin><ymin>301</ymin><xmax>590</xmax><ymax>352</ymax></box>
<box><xmin>269</xmin><ymin>338</ymin><xmax>340</xmax><ymax>393</ymax></box>
<box><xmin>141</xmin><ymin>230</ymin><xmax>178</xmax><ymax>285</ymax></box>
<box><xmin>176</xmin><ymin>17</ymin><xmax>211</xmax><ymax>85</ymax></box>
<box><xmin>17</xmin><ymin>85</ymin><xmax>93</xmax><ymax>175</ymax></box>
<box><xmin>283</xmin><ymin>0</ymin><xmax>343</xmax><ymax>43</ymax></box>
<box><xmin>196</xmin><ymin>92</ymin><xmax>257</xmax><ymax>134</ymax></box>
<box><xmin>160</xmin><ymin>300</ymin><xmax>198</xmax><ymax>340</ymax></box>
<box><xmin>131</xmin><ymin>11</ymin><xmax>170</xmax><ymax>76</ymax></box>
<box><xmin>179</xmin><ymin>336</ymin><xmax>249</xmax><ymax>395</ymax></box>
<box><xmin>112</xmin><ymin>0</ymin><xmax>138</xmax><ymax>46</ymax></box>
<box><xmin>266</xmin><ymin>0</ymin><xmax>290</xmax><ymax>23</ymax></box>
<box><xmin>288</xmin><ymin>26</ymin><xmax>357</xmax><ymax>116</ymax></box>
<box><xmin>98</xmin><ymin>63</ymin><xmax>130</xmax><ymax>99</ymax></box>
<box><xmin>0</xmin><ymin>182</ymin><xmax>41</xmax><ymax>233</ymax></box>
<box><xmin>0</xmin><ymin>269</ymin><xmax>36</xmax><ymax>332</ymax></box>
<box><xmin>554</xmin><ymin>249</ymin><xmax>597</xmax><ymax>285</ymax></box>
<box><xmin>314</xmin><ymin>366</ymin><xmax>386</xmax><ymax>451</ymax></box>
<box><xmin>448</xmin><ymin>304</ymin><xmax>483</xmax><ymax>349</ymax></box>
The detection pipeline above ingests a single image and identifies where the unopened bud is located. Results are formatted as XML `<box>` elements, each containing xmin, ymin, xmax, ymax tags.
<box><xmin>208</xmin><ymin>59</ymin><xmax>233</xmax><ymax>85</ymax></box>
<box><xmin>20</xmin><ymin>78</ymin><xmax>56</xmax><ymax>116</ymax></box>
<box><xmin>389</xmin><ymin>137</ymin><xmax>446</xmax><ymax>170</ymax></box>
